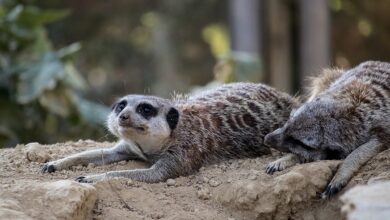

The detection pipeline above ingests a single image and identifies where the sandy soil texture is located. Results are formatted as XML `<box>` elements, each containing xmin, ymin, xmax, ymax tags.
<box><xmin>1</xmin><ymin>140</ymin><xmax>389</xmax><ymax>220</ymax></box>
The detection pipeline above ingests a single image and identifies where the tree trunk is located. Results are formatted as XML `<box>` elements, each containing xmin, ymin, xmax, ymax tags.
<box><xmin>229</xmin><ymin>0</ymin><xmax>260</xmax><ymax>53</ymax></box>
<box><xmin>299</xmin><ymin>0</ymin><xmax>330</xmax><ymax>88</ymax></box>
<box><xmin>264</xmin><ymin>0</ymin><xmax>293</xmax><ymax>93</ymax></box>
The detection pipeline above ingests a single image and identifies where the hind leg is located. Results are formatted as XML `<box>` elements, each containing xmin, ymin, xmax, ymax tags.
<box><xmin>322</xmin><ymin>139</ymin><xmax>383</xmax><ymax>198</ymax></box>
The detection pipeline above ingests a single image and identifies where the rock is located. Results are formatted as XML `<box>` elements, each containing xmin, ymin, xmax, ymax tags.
<box><xmin>150</xmin><ymin>212</ymin><xmax>165</xmax><ymax>219</ymax></box>
<box><xmin>340</xmin><ymin>181</ymin><xmax>390</xmax><ymax>220</ymax></box>
<box><xmin>24</xmin><ymin>143</ymin><xmax>51</xmax><ymax>163</ymax></box>
<box><xmin>0</xmin><ymin>180</ymin><xmax>97</xmax><ymax>220</ymax></box>
<box><xmin>215</xmin><ymin>161</ymin><xmax>341</xmax><ymax>219</ymax></box>
<box><xmin>197</xmin><ymin>187</ymin><xmax>211</xmax><ymax>200</ymax></box>
<box><xmin>0</xmin><ymin>199</ymin><xmax>32</xmax><ymax>220</ymax></box>
<box><xmin>166</xmin><ymin>179</ymin><xmax>176</xmax><ymax>187</ymax></box>
<box><xmin>126</xmin><ymin>179</ymin><xmax>134</xmax><ymax>186</ymax></box>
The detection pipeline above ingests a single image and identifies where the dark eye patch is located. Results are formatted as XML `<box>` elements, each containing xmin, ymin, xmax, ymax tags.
<box><xmin>136</xmin><ymin>103</ymin><xmax>157</xmax><ymax>119</ymax></box>
<box><xmin>285</xmin><ymin>136</ymin><xmax>314</xmax><ymax>151</ymax></box>
<box><xmin>114</xmin><ymin>100</ymin><xmax>127</xmax><ymax>114</ymax></box>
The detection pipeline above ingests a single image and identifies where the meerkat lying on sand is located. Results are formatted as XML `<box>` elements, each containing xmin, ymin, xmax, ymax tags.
<box><xmin>42</xmin><ymin>82</ymin><xmax>298</xmax><ymax>183</ymax></box>
<box><xmin>264</xmin><ymin>61</ymin><xmax>390</xmax><ymax>197</ymax></box>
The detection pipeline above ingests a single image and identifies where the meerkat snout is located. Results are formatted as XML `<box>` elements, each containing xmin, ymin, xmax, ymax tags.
<box><xmin>264</xmin><ymin>128</ymin><xmax>288</xmax><ymax>152</ymax></box>
<box><xmin>118</xmin><ymin>112</ymin><xmax>131</xmax><ymax>126</ymax></box>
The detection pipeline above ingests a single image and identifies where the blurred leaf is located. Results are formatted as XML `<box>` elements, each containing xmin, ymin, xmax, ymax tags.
<box><xmin>5</xmin><ymin>5</ymin><xmax>23</xmax><ymax>22</ymax></box>
<box><xmin>18</xmin><ymin>6</ymin><xmax>70</xmax><ymax>26</ymax></box>
<box><xmin>202</xmin><ymin>23</ymin><xmax>230</xmax><ymax>57</ymax></box>
<box><xmin>63</xmin><ymin>62</ymin><xmax>88</xmax><ymax>91</ymax></box>
<box><xmin>39</xmin><ymin>87</ymin><xmax>72</xmax><ymax>117</ymax></box>
<box><xmin>17</xmin><ymin>52</ymin><xmax>65</xmax><ymax>103</ymax></box>
<box><xmin>0</xmin><ymin>0</ymin><xmax>106</xmax><ymax>148</ymax></box>
<box><xmin>57</xmin><ymin>42</ymin><xmax>81</xmax><ymax>59</ymax></box>
<box><xmin>30</xmin><ymin>27</ymin><xmax>52</xmax><ymax>54</ymax></box>
<box><xmin>71</xmin><ymin>94</ymin><xmax>110</xmax><ymax>125</ymax></box>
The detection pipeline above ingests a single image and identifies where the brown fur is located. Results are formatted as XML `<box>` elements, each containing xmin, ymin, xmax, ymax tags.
<box><xmin>264</xmin><ymin>61</ymin><xmax>390</xmax><ymax>197</ymax></box>
<box><xmin>307</xmin><ymin>68</ymin><xmax>344</xmax><ymax>101</ymax></box>
<box><xmin>43</xmin><ymin>82</ymin><xmax>299</xmax><ymax>183</ymax></box>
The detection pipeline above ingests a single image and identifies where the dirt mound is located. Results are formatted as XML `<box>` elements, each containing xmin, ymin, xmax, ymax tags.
<box><xmin>1</xmin><ymin>140</ymin><xmax>390</xmax><ymax>219</ymax></box>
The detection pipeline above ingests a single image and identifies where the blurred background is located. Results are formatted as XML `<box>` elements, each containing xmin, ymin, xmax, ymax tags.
<box><xmin>1</xmin><ymin>0</ymin><xmax>389</xmax><ymax>147</ymax></box>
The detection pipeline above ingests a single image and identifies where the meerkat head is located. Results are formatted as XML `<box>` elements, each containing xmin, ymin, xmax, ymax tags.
<box><xmin>107</xmin><ymin>95</ymin><xmax>180</xmax><ymax>154</ymax></box>
<box><xmin>264</xmin><ymin>97</ymin><xmax>355</xmax><ymax>160</ymax></box>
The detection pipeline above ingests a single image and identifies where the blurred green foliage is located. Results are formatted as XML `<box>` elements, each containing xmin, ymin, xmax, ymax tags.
<box><xmin>0</xmin><ymin>0</ymin><xmax>109</xmax><ymax>148</ymax></box>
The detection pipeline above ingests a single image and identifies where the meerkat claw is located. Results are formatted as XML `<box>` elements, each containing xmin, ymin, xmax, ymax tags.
<box><xmin>41</xmin><ymin>163</ymin><xmax>56</xmax><ymax>173</ymax></box>
<box><xmin>321</xmin><ymin>183</ymin><xmax>344</xmax><ymax>199</ymax></box>
<box><xmin>265</xmin><ymin>164</ymin><xmax>278</xmax><ymax>175</ymax></box>
<box><xmin>75</xmin><ymin>176</ymin><xmax>89</xmax><ymax>183</ymax></box>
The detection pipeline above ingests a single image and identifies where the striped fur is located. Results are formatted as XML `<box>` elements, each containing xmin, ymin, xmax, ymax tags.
<box><xmin>163</xmin><ymin>82</ymin><xmax>298</xmax><ymax>177</ymax></box>
<box><xmin>43</xmin><ymin>82</ymin><xmax>298</xmax><ymax>183</ymax></box>
<box><xmin>264</xmin><ymin>61</ymin><xmax>390</xmax><ymax>197</ymax></box>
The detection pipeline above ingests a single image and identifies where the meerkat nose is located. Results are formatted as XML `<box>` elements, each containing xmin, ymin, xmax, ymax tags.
<box><xmin>264</xmin><ymin>128</ymin><xmax>284</xmax><ymax>147</ymax></box>
<box><xmin>264</xmin><ymin>133</ymin><xmax>275</xmax><ymax>146</ymax></box>
<box><xmin>119</xmin><ymin>114</ymin><xmax>129</xmax><ymax>120</ymax></box>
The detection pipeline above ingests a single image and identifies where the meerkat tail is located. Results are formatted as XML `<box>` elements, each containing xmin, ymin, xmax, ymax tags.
<box><xmin>322</xmin><ymin>139</ymin><xmax>384</xmax><ymax>198</ymax></box>
<box><xmin>307</xmin><ymin>68</ymin><xmax>344</xmax><ymax>101</ymax></box>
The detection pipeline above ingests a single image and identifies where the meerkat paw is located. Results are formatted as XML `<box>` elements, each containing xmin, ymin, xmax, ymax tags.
<box><xmin>321</xmin><ymin>178</ymin><xmax>346</xmax><ymax>199</ymax></box>
<box><xmin>75</xmin><ymin>174</ymin><xmax>105</xmax><ymax>183</ymax></box>
<box><xmin>266</xmin><ymin>153</ymin><xmax>299</xmax><ymax>175</ymax></box>
<box><xmin>266</xmin><ymin>160</ymin><xmax>285</xmax><ymax>174</ymax></box>
<box><xmin>41</xmin><ymin>162</ymin><xmax>58</xmax><ymax>173</ymax></box>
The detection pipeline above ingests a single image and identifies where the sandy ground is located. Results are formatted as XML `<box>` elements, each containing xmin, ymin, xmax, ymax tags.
<box><xmin>1</xmin><ymin>140</ymin><xmax>390</xmax><ymax>220</ymax></box>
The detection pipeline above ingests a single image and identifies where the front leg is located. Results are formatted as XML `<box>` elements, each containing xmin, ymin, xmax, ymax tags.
<box><xmin>266</xmin><ymin>153</ymin><xmax>300</xmax><ymax>174</ymax></box>
<box><xmin>42</xmin><ymin>140</ymin><xmax>147</xmax><ymax>173</ymax></box>
<box><xmin>76</xmin><ymin>153</ymin><xmax>180</xmax><ymax>183</ymax></box>
<box><xmin>322</xmin><ymin>139</ymin><xmax>384</xmax><ymax>198</ymax></box>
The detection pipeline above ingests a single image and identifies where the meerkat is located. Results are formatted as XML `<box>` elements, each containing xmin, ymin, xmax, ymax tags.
<box><xmin>264</xmin><ymin>61</ymin><xmax>390</xmax><ymax>198</ymax></box>
<box><xmin>42</xmin><ymin>82</ymin><xmax>298</xmax><ymax>183</ymax></box>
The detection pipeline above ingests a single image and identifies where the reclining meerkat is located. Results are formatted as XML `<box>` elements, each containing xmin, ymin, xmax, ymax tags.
<box><xmin>42</xmin><ymin>82</ymin><xmax>298</xmax><ymax>183</ymax></box>
<box><xmin>264</xmin><ymin>61</ymin><xmax>390</xmax><ymax>197</ymax></box>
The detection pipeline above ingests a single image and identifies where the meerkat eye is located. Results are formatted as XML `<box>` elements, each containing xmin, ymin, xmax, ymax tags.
<box><xmin>115</xmin><ymin>100</ymin><xmax>127</xmax><ymax>114</ymax></box>
<box><xmin>285</xmin><ymin>136</ymin><xmax>314</xmax><ymax>151</ymax></box>
<box><xmin>136</xmin><ymin>103</ymin><xmax>157</xmax><ymax>119</ymax></box>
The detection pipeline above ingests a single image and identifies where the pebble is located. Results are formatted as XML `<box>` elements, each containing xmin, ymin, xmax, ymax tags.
<box><xmin>197</xmin><ymin>187</ymin><xmax>211</xmax><ymax>200</ymax></box>
<box><xmin>150</xmin><ymin>212</ymin><xmax>165</xmax><ymax>219</ymax></box>
<box><xmin>166</xmin><ymin>179</ymin><xmax>176</xmax><ymax>187</ymax></box>
<box><xmin>126</xmin><ymin>179</ymin><xmax>134</xmax><ymax>186</ymax></box>
<box><xmin>25</xmin><ymin>143</ymin><xmax>51</xmax><ymax>163</ymax></box>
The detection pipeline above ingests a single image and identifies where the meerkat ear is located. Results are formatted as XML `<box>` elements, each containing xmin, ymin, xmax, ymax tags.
<box><xmin>110</xmin><ymin>102</ymin><xmax>118</xmax><ymax>110</ymax></box>
<box><xmin>166</xmin><ymin>107</ymin><xmax>179</xmax><ymax>130</ymax></box>
<box><xmin>110</xmin><ymin>99</ymin><xmax>121</xmax><ymax>110</ymax></box>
